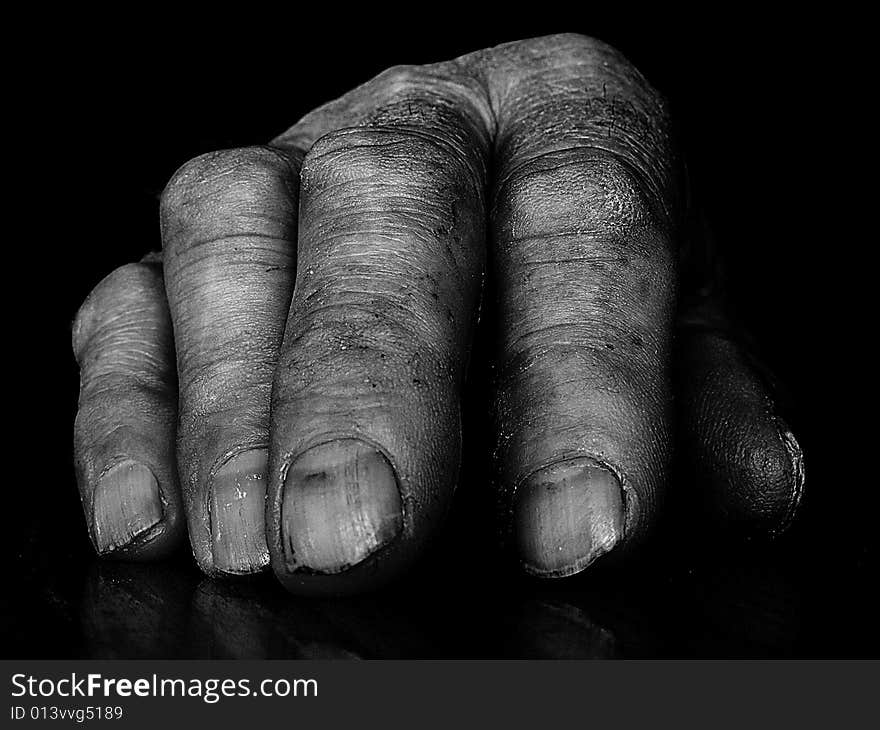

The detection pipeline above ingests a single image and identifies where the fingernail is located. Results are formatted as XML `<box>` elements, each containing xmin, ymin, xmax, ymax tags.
<box><xmin>93</xmin><ymin>460</ymin><xmax>163</xmax><ymax>554</ymax></box>
<box><xmin>513</xmin><ymin>457</ymin><xmax>624</xmax><ymax>578</ymax></box>
<box><xmin>210</xmin><ymin>449</ymin><xmax>270</xmax><ymax>575</ymax></box>
<box><xmin>281</xmin><ymin>439</ymin><xmax>402</xmax><ymax>573</ymax></box>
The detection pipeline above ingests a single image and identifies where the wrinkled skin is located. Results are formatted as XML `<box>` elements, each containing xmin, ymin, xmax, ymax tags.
<box><xmin>72</xmin><ymin>35</ymin><xmax>804</xmax><ymax>595</ymax></box>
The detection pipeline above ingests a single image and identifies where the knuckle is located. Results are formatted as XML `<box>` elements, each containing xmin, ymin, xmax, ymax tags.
<box><xmin>300</xmin><ymin>66</ymin><xmax>486</xmax><ymax>190</ymax></box>
<box><xmin>308</xmin><ymin>126</ymin><xmax>424</xmax><ymax>171</ymax></box>
<box><xmin>302</xmin><ymin>125</ymin><xmax>479</xmax><ymax>202</ymax></box>
<box><xmin>159</xmin><ymin>146</ymin><xmax>295</xmax><ymax>247</ymax></box>
<box><xmin>367</xmin><ymin>61</ymin><xmax>475</xmax><ymax>119</ymax></box>
<box><xmin>498</xmin><ymin>149</ymin><xmax>670</xmax><ymax>251</ymax></box>
<box><xmin>375</xmin><ymin>63</ymin><xmax>432</xmax><ymax>97</ymax></box>
<box><xmin>498</xmin><ymin>319</ymin><xmax>667</xmax><ymax>391</ymax></box>
<box><xmin>510</xmin><ymin>33</ymin><xmax>654</xmax><ymax>93</ymax></box>
<box><xmin>492</xmin><ymin>35</ymin><xmax>673</xmax><ymax>208</ymax></box>
<box><xmin>72</xmin><ymin>297</ymin><xmax>97</xmax><ymax>363</ymax></box>
<box><xmin>102</xmin><ymin>261</ymin><xmax>162</xmax><ymax>291</ymax></box>
<box><xmin>299</xmin><ymin>125</ymin><xmax>484</xmax><ymax>285</ymax></box>
<box><xmin>178</xmin><ymin>356</ymin><xmax>273</xmax><ymax>423</ymax></box>
<box><xmin>515</xmin><ymin>32</ymin><xmax>606</xmax><ymax>61</ymax></box>
<box><xmin>589</xmin><ymin>153</ymin><xmax>660</xmax><ymax>219</ymax></box>
<box><xmin>73</xmin><ymin>263</ymin><xmax>163</xmax><ymax>361</ymax></box>
<box><xmin>492</xmin><ymin>332</ymin><xmax>671</xmax><ymax>465</ymax></box>
<box><xmin>277</xmin><ymin>63</ymin><xmax>453</xmax><ymax>151</ymax></box>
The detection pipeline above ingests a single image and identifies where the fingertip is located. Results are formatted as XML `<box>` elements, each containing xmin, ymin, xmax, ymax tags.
<box><xmin>737</xmin><ymin>421</ymin><xmax>806</xmax><ymax>537</ymax></box>
<box><xmin>279</xmin><ymin>439</ymin><xmax>403</xmax><ymax>575</ymax></box>
<box><xmin>513</xmin><ymin>458</ymin><xmax>626</xmax><ymax>578</ymax></box>
<box><xmin>208</xmin><ymin>449</ymin><xmax>271</xmax><ymax>576</ymax></box>
<box><xmin>676</xmin><ymin>327</ymin><xmax>806</xmax><ymax>538</ymax></box>
<box><xmin>87</xmin><ymin>460</ymin><xmax>184</xmax><ymax>562</ymax></box>
<box><xmin>269</xmin><ymin>535</ymin><xmax>416</xmax><ymax>597</ymax></box>
<box><xmin>92</xmin><ymin>461</ymin><xmax>163</xmax><ymax>553</ymax></box>
<box><xmin>269</xmin><ymin>440</ymin><xmax>411</xmax><ymax>596</ymax></box>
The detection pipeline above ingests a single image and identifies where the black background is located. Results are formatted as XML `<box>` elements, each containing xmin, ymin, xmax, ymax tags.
<box><xmin>7</xmin><ymin>12</ymin><xmax>873</xmax><ymax>658</ymax></box>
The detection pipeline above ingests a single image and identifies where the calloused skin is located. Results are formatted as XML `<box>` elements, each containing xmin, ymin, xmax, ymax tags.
<box><xmin>72</xmin><ymin>35</ymin><xmax>804</xmax><ymax>596</ymax></box>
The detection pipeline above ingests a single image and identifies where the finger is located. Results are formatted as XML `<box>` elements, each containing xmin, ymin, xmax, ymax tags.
<box><xmin>676</xmin><ymin>297</ymin><xmax>805</xmax><ymax>535</ymax></box>
<box><xmin>160</xmin><ymin>145</ymin><xmax>300</xmax><ymax>576</ymax></box>
<box><xmin>268</xmin><ymin>66</ymin><xmax>491</xmax><ymax>593</ymax></box>
<box><xmin>73</xmin><ymin>261</ymin><xmax>184</xmax><ymax>559</ymax></box>
<box><xmin>485</xmin><ymin>36</ymin><xmax>680</xmax><ymax>576</ymax></box>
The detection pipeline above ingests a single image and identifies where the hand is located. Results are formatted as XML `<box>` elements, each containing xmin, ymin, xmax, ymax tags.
<box><xmin>72</xmin><ymin>34</ymin><xmax>804</xmax><ymax>595</ymax></box>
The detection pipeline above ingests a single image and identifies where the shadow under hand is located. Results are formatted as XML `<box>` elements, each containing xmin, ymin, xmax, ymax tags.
<box><xmin>500</xmin><ymin>599</ymin><xmax>620</xmax><ymax>658</ymax></box>
<box><xmin>189</xmin><ymin>581</ymin><xmax>435</xmax><ymax>659</ymax></box>
<box><xmin>80</xmin><ymin>562</ymin><xmax>433</xmax><ymax>659</ymax></box>
<box><xmin>77</xmin><ymin>522</ymin><xmax>813</xmax><ymax>659</ymax></box>
<box><xmin>81</xmin><ymin>562</ymin><xmax>195</xmax><ymax>658</ymax></box>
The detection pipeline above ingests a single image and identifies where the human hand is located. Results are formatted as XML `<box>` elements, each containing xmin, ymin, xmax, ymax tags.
<box><xmin>72</xmin><ymin>34</ymin><xmax>804</xmax><ymax>595</ymax></box>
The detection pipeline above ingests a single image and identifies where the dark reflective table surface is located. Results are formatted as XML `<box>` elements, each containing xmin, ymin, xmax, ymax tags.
<box><xmin>7</xmin><ymin>475</ymin><xmax>878</xmax><ymax>659</ymax></box>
